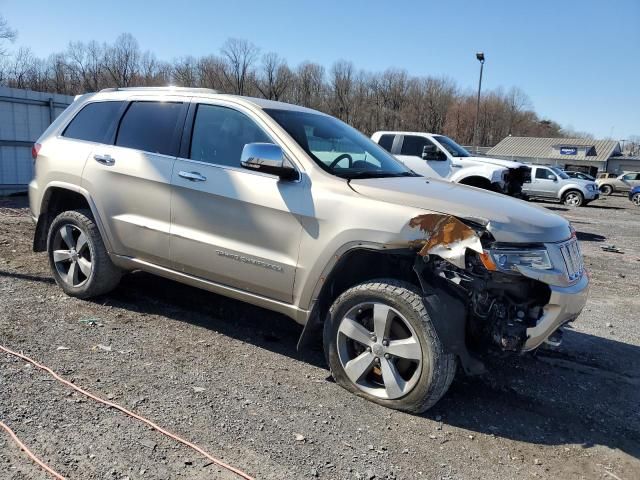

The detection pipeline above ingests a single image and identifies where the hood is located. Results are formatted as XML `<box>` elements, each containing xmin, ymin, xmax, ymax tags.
<box><xmin>459</xmin><ymin>156</ymin><xmax>526</xmax><ymax>170</ymax></box>
<box><xmin>349</xmin><ymin>176</ymin><xmax>571</xmax><ymax>244</ymax></box>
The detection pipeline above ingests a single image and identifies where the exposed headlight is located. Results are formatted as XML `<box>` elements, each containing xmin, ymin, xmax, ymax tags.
<box><xmin>586</xmin><ymin>183</ymin><xmax>596</xmax><ymax>191</ymax></box>
<box><xmin>481</xmin><ymin>248</ymin><xmax>553</xmax><ymax>272</ymax></box>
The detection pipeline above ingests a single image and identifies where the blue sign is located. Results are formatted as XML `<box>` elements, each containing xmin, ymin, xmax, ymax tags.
<box><xmin>560</xmin><ymin>147</ymin><xmax>577</xmax><ymax>155</ymax></box>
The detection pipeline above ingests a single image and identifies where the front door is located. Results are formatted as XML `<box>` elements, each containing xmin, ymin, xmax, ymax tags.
<box><xmin>530</xmin><ymin>167</ymin><xmax>558</xmax><ymax>197</ymax></box>
<box><xmin>170</xmin><ymin>101</ymin><xmax>305</xmax><ymax>303</ymax></box>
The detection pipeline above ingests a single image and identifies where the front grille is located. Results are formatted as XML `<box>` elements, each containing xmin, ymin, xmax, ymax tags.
<box><xmin>558</xmin><ymin>237</ymin><xmax>584</xmax><ymax>282</ymax></box>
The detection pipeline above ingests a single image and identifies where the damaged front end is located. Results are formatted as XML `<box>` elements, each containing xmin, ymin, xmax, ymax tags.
<box><xmin>407</xmin><ymin>213</ymin><xmax>583</xmax><ymax>370</ymax></box>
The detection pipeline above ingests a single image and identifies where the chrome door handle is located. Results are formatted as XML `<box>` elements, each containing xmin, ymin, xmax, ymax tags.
<box><xmin>178</xmin><ymin>171</ymin><xmax>207</xmax><ymax>182</ymax></box>
<box><xmin>94</xmin><ymin>154</ymin><xmax>115</xmax><ymax>166</ymax></box>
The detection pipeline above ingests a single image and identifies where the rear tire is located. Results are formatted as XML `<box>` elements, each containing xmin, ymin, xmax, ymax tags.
<box><xmin>600</xmin><ymin>184</ymin><xmax>613</xmax><ymax>196</ymax></box>
<box><xmin>323</xmin><ymin>279</ymin><xmax>457</xmax><ymax>413</ymax></box>
<box><xmin>47</xmin><ymin>209</ymin><xmax>122</xmax><ymax>299</ymax></box>
<box><xmin>563</xmin><ymin>190</ymin><xmax>584</xmax><ymax>207</ymax></box>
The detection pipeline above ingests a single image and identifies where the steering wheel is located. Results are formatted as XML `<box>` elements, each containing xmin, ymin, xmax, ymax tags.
<box><xmin>329</xmin><ymin>153</ymin><xmax>353</xmax><ymax>169</ymax></box>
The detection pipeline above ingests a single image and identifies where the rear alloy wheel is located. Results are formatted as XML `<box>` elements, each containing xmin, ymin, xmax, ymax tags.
<box><xmin>563</xmin><ymin>190</ymin><xmax>584</xmax><ymax>207</ymax></box>
<box><xmin>47</xmin><ymin>209</ymin><xmax>122</xmax><ymax>298</ymax></box>
<box><xmin>632</xmin><ymin>193</ymin><xmax>640</xmax><ymax>206</ymax></box>
<box><xmin>600</xmin><ymin>184</ymin><xmax>613</xmax><ymax>196</ymax></box>
<box><xmin>324</xmin><ymin>280</ymin><xmax>457</xmax><ymax>413</ymax></box>
<box><xmin>51</xmin><ymin>223</ymin><xmax>93</xmax><ymax>288</ymax></box>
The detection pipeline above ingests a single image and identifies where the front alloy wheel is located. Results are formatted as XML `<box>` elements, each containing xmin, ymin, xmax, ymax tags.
<box><xmin>563</xmin><ymin>191</ymin><xmax>584</xmax><ymax>206</ymax></box>
<box><xmin>324</xmin><ymin>280</ymin><xmax>457</xmax><ymax>413</ymax></box>
<box><xmin>632</xmin><ymin>193</ymin><xmax>640</xmax><ymax>206</ymax></box>
<box><xmin>336</xmin><ymin>302</ymin><xmax>422</xmax><ymax>399</ymax></box>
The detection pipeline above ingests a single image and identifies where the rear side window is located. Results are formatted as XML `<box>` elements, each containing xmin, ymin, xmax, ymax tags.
<box><xmin>189</xmin><ymin>104</ymin><xmax>270</xmax><ymax>167</ymax></box>
<box><xmin>62</xmin><ymin>101</ymin><xmax>124</xmax><ymax>143</ymax></box>
<box><xmin>400</xmin><ymin>135</ymin><xmax>434</xmax><ymax>156</ymax></box>
<box><xmin>377</xmin><ymin>134</ymin><xmax>395</xmax><ymax>152</ymax></box>
<box><xmin>116</xmin><ymin>102</ymin><xmax>183</xmax><ymax>155</ymax></box>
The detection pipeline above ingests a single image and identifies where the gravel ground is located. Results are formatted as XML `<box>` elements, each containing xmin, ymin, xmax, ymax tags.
<box><xmin>1</xmin><ymin>193</ymin><xmax>639</xmax><ymax>480</ymax></box>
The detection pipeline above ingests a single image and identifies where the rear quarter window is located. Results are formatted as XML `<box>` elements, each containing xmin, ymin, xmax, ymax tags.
<box><xmin>115</xmin><ymin>101</ymin><xmax>183</xmax><ymax>156</ymax></box>
<box><xmin>62</xmin><ymin>101</ymin><xmax>125</xmax><ymax>143</ymax></box>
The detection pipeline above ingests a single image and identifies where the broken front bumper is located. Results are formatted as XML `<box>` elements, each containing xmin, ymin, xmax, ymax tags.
<box><xmin>523</xmin><ymin>273</ymin><xmax>589</xmax><ymax>351</ymax></box>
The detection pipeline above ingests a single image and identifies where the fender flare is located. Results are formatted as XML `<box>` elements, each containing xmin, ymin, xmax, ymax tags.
<box><xmin>34</xmin><ymin>181</ymin><xmax>113</xmax><ymax>253</ymax></box>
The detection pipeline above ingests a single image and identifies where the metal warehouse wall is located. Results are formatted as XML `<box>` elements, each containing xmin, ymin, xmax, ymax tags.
<box><xmin>0</xmin><ymin>87</ymin><xmax>74</xmax><ymax>194</ymax></box>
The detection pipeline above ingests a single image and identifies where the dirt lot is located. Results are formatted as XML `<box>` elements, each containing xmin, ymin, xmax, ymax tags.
<box><xmin>1</xmin><ymin>193</ymin><xmax>639</xmax><ymax>480</ymax></box>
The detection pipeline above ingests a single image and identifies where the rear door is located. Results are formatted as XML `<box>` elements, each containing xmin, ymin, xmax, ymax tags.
<box><xmin>169</xmin><ymin>100</ymin><xmax>305</xmax><ymax>303</ymax></box>
<box><xmin>82</xmin><ymin>96</ymin><xmax>188</xmax><ymax>265</ymax></box>
<box><xmin>395</xmin><ymin>135</ymin><xmax>452</xmax><ymax>179</ymax></box>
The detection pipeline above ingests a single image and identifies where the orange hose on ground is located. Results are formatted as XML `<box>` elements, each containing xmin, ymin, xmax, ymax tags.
<box><xmin>0</xmin><ymin>420</ymin><xmax>67</xmax><ymax>480</ymax></box>
<box><xmin>0</xmin><ymin>344</ymin><xmax>255</xmax><ymax>480</ymax></box>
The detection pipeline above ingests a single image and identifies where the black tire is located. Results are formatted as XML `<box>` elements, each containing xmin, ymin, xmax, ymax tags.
<box><xmin>47</xmin><ymin>209</ymin><xmax>122</xmax><ymax>299</ymax></box>
<box><xmin>562</xmin><ymin>190</ymin><xmax>584</xmax><ymax>207</ymax></box>
<box><xmin>323</xmin><ymin>279</ymin><xmax>457</xmax><ymax>413</ymax></box>
<box><xmin>631</xmin><ymin>193</ymin><xmax>640</xmax><ymax>206</ymax></box>
<box><xmin>600</xmin><ymin>184</ymin><xmax>613</xmax><ymax>196</ymax></box>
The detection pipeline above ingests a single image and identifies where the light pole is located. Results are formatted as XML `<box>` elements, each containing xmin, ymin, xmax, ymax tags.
<box><xmin>473</xmin><ymin>52</ymin><xmax>485</xmax><ymax>155</ymax></box>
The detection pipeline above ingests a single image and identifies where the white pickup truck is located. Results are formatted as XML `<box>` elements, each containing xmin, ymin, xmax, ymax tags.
<box><xmin>371</xmin><ymin>131</ymin><xmax>530</xmax><ymax>197</ymax></box>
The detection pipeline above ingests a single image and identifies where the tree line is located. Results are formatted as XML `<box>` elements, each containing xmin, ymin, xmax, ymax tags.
<box><xmin>1</xmin><ymin>31</ymin><xmax>586</xmax><ymax>147</ymax></box>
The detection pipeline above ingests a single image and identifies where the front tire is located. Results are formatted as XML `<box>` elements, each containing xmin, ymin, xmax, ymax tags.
<box><xmin>47</xmin><ymin>209</ymin><xmax>122</xmax><ymax>299</ymax></box>
<box><xmin>563</xmin><ymin>190</ymin><xmax>584</xmax><ymax>207</ymax></box>
<box><xmin>323</xmin><ymin>280</ymin><xmax>457</xmax><ymax>413</ymax></box>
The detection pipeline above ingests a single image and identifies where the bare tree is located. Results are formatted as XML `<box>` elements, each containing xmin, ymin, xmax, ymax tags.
<box><xmin>329</xmin><ymin>60</ymin><xmax>354</xmax><ymax>121</ymax></box>
<box><xmin>220</xmin><ymin>38</ymin><xmax>259</xmax><ymax>95</ymax></box>
<box><xmin>293</xmin><ymin>62</ymin><xmax>325</xmax><ymax>109</ymax></box>
<box><xmin>103</xmin><ymin>33</ymin><xmax>140</xmax><ymax>87</ymax></box>
<box><xmin>0</xmin><ymin>15</ymin><xmax>16</xmax><ymax>57</ymax></box>
<box><xmin>255</xmin><ymin>52</ymin><xmax>292</xmax><ymax>100</ymax></box>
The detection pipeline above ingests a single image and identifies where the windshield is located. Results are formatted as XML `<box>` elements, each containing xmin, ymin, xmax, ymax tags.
<box><xmin>550</xmin><ymin>167</ymin><xmax>570</xmax><ymax>179</ymax></box>
<box><xmin>434</xmin><ymin>135</ymin><xmax>470</xmax><ymax>157</ymax></box>
<box><xmin>264</xmin><ymin>109</ymin><xmax>416</xmax><ymax>179</ymax></box>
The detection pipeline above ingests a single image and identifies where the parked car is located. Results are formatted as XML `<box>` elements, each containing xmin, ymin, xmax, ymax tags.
<box><xmin>597</xmin><ymin>172</ymin><xmax>640</xmax><ymax>195</ymax></box>
<box><xmin>522</xmin><ymin>165</ymin><xmax>599</xmax><ymax>206</ymax></box>
<box><xmin>565</xmin><ymin>171</ymin><xmax>595</xmax><ymax>181</ymax></box>
<box><xmin>596</xmin><ymin>172</ymin><xmax>618</xmax><ymax>180</ymax></box>
<box><xmin>630</xmin><ymin>185</ymin><xmax>640</xmax><ymax>206</ymax></box>
<box><xmin>29</xmin><ymin>87</ymin><xmax>589</xmax><ymax>413</ymax></box>
<box><xmin>371</xmin><ymin>131</ymin><xmax>530</xmax><ymax>197</ymax></box>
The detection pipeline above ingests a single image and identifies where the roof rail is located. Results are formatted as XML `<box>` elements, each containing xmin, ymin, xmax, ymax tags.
<box><xmin>99</xmin><ymin>86</ymin><xmax>220</xmax><ymax>94</ymax></box>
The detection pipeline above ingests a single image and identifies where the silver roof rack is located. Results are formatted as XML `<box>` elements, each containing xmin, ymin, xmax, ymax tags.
<box><xmin>99</xmin><ymin>86</ymin><xmax>219</xmax><ymax>94</ymax></box>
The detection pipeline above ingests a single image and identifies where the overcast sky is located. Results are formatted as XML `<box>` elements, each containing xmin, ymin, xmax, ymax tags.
<box><xmin>2</xmin><ymin>0</ymin><xmax>639</xmax><ymax>139</ymax></box>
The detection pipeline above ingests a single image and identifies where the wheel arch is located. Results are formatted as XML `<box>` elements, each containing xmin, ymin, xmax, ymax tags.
<box><xmin>33</xmin><ymin>182</ymin><xmax>112</xmax><ymax>253</ymax></box>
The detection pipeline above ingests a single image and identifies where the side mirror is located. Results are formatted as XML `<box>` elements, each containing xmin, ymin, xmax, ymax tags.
<box><xmin>241</xmin><ymin>143</ymin><xmax>299</xmax><ymax>181</ymax></box>
<box><xmin>421</xmin><ymin>144</ymin><xmax>446</xmax><ymax>161</ymax></box>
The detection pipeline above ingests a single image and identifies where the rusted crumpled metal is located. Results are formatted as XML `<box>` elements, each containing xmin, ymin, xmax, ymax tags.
<box><xmin>408</xmin><ymin>214</ymin><xmax>483</xmax><ymax>268</ymax></box>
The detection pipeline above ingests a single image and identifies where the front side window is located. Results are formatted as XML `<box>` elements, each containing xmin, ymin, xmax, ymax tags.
<box><xmin>190</xmin><ymin>104</ymin><xmax>270</xmax><ymax>167</ymax></box>
<box><xmin>622</xmin><ymin>173</ymin><xmax>640</xmax><ymax>181</ymax></box>
<box><xmin>265</xmin><ymin>109</ymin><xmax>414</xmax><ymax>179</ymax></box>
<box><xmin>400</xmin><ymin>135</ymin><xmax>435</xmax><ymax>157</ymax></box>
<box><xmin>116</xmin><ymin>101</ymin><xmax>183</xmax><ymax>155</ymax></box>
<box><xmin>63</xmin><ymin>101</ymin><xmax>124</xmax><ymax>143</ymax></box>
<box><xmin>536</xmin><ymin>168</ymin><xmax>556</xmax><ymax>180</ymax></box>
<box><xmin>434</xmin><ymin>135</ymin><xmax>470</xmax><ymax>157</ymax></box>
